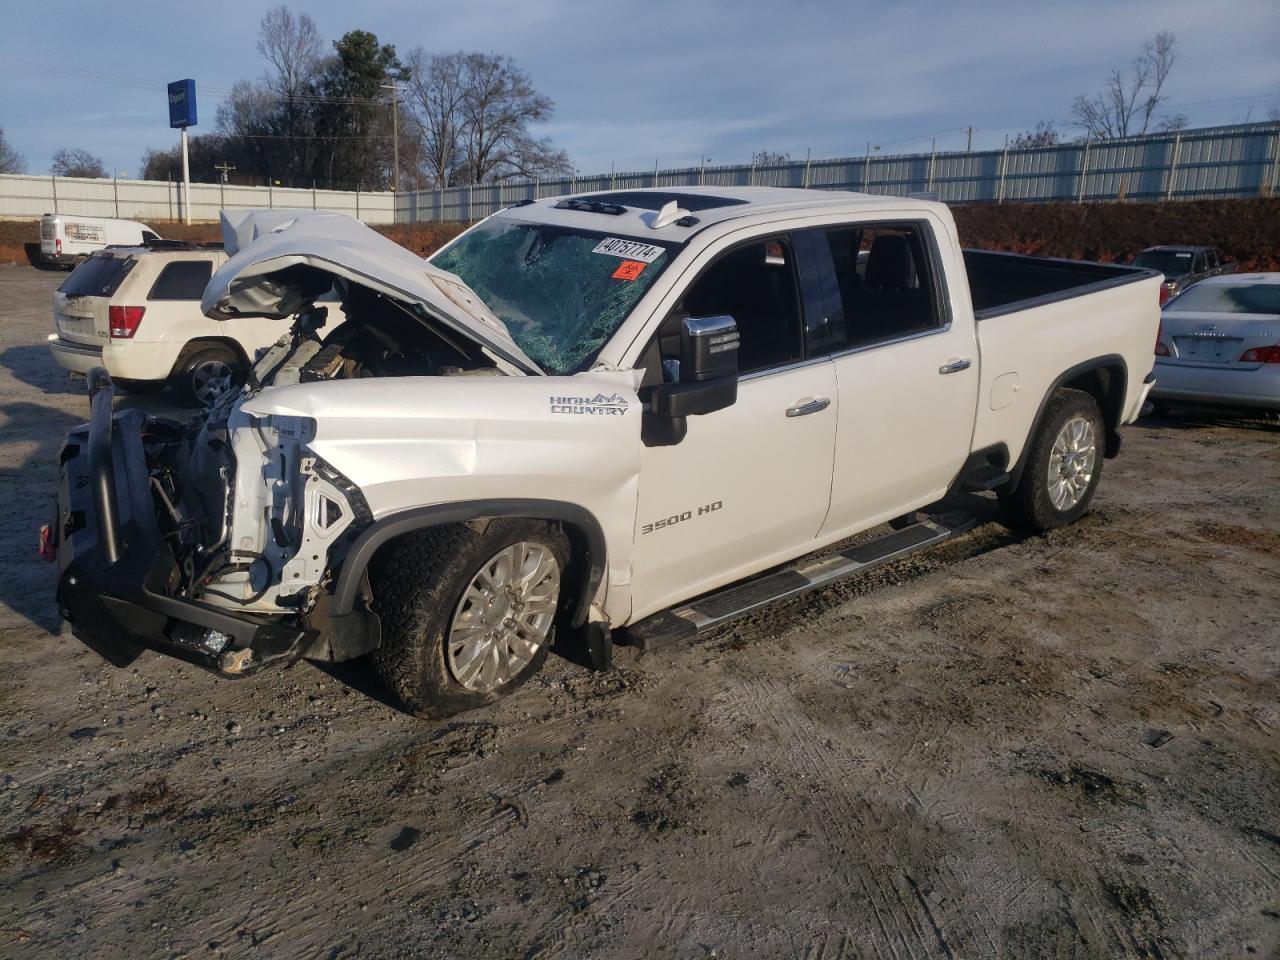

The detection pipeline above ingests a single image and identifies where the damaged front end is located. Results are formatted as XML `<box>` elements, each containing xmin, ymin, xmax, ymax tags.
<box><xmin>53</xmin><ymin>368</ymin><xmax>367</xmax><ymax>676</ymax></box>
<box><xmin>53</xmin><ymin>209</ymin><xmax>547</xmax><ymax>676</ymax></box>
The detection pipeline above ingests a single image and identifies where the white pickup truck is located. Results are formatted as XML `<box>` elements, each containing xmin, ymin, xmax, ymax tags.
<box><xmin>51</xmin><ymin>189</ymin><xmax>1160</xmax><ymax>718</ymax></box>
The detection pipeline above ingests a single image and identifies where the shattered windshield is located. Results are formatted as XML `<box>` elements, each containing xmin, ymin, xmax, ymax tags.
<box><xmin>431</xmin><ymin>218</ymin><xmax>676</xmax><ymax>374</ymax></box>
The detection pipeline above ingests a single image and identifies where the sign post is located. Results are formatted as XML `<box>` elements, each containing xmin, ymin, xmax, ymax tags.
<box><xmin>167</xmin><ymin>79</ymin><xmax>197</xmax><ymax>224</ymax></box>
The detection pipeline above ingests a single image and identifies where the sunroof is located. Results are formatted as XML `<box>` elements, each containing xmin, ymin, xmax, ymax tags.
<box><xmin>575</xmin><ymin>191</ymin><xmax>748</xmax><ymax>212</ymax></box>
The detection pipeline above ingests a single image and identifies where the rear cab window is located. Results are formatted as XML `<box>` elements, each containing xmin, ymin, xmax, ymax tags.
<box><xmin>147</xmin><ymin>260</ymin><xmax>214</xmax><ymax>300</ymax></box>
<box><xmin>57</xmin><ymin>254</ymin><xmax>135</xmax><ymax>297</ymax></box>
<box><xmin>808</xmin><ymin>221</ymin><xmax>947</xmax><ymax>353</ymax></box>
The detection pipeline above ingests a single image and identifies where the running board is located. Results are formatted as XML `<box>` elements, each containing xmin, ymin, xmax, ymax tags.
<box><xmin>623</xmin><ymin>516</ymin><xmax>973</xmax><ymax>651</ymax></box>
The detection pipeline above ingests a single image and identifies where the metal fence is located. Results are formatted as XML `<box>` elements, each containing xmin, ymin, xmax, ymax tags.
<box><xmin>3</xmin><ymin>122</ymin><xmax>1276</xmax><ymax>227</ymax></box>
<box><xmin>0</xmin><ymin>174</ymin><xmax>395</xmax><ymax>224</ymax></box>
<box><xmin>395</xmin><ymin>122</ymin><xmax>1280</xmax><ymax>223</ymax></box>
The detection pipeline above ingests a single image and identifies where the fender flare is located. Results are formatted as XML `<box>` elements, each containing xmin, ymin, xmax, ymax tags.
<box><xmin>1007</xmin><ymin>354</ymin><xmax>1128</xmax><ymax>490</ymax></box>
<box><xmin>330</xmin><ymin>499</ymin><xmax>609</xmax><ymax>628</ymax></box>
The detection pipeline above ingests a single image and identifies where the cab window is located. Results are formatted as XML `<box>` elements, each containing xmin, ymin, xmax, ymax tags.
<box><xmin>639</xmin><ymin>235</ymin><xmax>803</xmax><ymax>385</ymax></box>
<box><xmin>821</xmin><ymin>223</ymin><xmax>944</xmax><ymax>350</ymax></box>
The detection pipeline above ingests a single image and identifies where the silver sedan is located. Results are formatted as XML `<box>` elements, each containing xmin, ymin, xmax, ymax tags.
<box><xmin>1151</xmin><ymin>273</ymin><xmax>1280</xmax><ymax>412</ymax></box>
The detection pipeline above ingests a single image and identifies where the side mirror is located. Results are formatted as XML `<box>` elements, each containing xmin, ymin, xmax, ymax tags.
<box><xmin>643</xmin><ymin>316</ymin><xmax>739</xmax><ymax>446</ymax></box>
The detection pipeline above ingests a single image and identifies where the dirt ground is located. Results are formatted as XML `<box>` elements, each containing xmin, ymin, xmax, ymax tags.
<box><xmin>0</xmin><ymin>262</ymin><xmax>1277</xmax><ymax>959</ymax></box>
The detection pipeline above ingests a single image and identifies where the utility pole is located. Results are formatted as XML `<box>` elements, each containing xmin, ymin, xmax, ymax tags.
<box><xmin>214</xmin><ymin>163</ymin><xmax>234</xmax><ymax>214</ymax></box>
<box><xmin>966</xmin><ymin>126</ymin><xmax>974</xmax><ymax>152</ymax></box>
<box><xmin>382</xmin><ymin>80</ymin><xmax>400</xmax><ymax>192</ymax></box>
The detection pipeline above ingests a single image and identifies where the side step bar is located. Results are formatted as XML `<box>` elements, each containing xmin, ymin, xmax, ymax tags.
<box><xmin>623</xmin><ymin>516</ymin><xmax>973</xmax><ymax>651</ymax></box>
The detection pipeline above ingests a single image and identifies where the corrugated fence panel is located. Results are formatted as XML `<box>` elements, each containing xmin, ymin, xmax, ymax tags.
<box><xmin>5</xmin><ymin>123</ymin><xmax>1277</xmax><ymax>227</ymax></box>
<box><xmin>0</xmin><ymin>174</ymin><xmax>395</xmax><ymax>224</ymax></box>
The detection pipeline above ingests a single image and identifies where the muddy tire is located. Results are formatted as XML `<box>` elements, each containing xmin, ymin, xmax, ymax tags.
<box><xmin>999</xmin><ymin>388</ymin><xmax>1105</xmax><ymax>534</ymax></box>
<box><xmin>369</xmin><ymin>519</ymin><xmax>570</xmax><ymax>719</ymax></box>
<box><xmin>175</xmin><ymin>345</ymin><xmax>243</xmax><ymax>406</ymax></box>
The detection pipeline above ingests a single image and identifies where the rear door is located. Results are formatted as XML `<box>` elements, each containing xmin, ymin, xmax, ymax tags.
<box><xmin>813</xmin><ymin>218</ymin><xmax>979</xmax><ymax>536</ymax></box>
<box><xmin>52</xmin><ymin>253</ymin><xmax>137</xmax><ymax>347</ymax></box>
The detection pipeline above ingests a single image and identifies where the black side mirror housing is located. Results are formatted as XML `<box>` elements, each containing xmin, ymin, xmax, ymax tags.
<box><xmin>642</xmin><ymin>316</ymin><xmax>740</xmax><ymax>446</ymax></box>
<box><xmin>680</xmin><ymin>315</ymin><xmax>739</xmax><ymax>381</ymax></box>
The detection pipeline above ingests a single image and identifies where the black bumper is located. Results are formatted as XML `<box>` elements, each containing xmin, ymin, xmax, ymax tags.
<box><xmin>54</xmin><ymin>369</ymin><xmax>319</xmax><ymax>676</ymax></box>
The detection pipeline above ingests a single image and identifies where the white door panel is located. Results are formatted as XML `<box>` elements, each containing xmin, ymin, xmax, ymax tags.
<box><xmin>630</xmin><ymin>360</ymin><xmax>838</xmax><ymax>620</ymax></box>
<box><xmin>822</xmin><ymin>327</ymin><xmax>978</xmax><ymax>535</ymax></box>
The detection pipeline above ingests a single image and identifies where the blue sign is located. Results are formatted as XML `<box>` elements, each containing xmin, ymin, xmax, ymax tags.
<box><xmin>168</xmin><ymin>79</ymin><xmax>197</xmax><ymax>129</ymax></box>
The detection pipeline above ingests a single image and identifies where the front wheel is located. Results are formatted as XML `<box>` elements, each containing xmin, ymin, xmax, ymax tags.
<box><xmin>370</xmin><ymin>520</ymin><xmax>570</xmax><ymax>718</ymax></box>
<box><xmin>999</xmin><ymin>388</ymin><xmax>1105</xmax><ymax>533</ymax></box>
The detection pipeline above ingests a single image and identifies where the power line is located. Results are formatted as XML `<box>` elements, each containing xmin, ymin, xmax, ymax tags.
<box><xmin>0</xmin><ymin>57</ymin><xmax>393</xmax><ymax>107</ymax></box>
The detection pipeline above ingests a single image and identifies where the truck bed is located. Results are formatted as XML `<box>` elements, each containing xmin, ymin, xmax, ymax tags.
<box><xmin>964</xmin><ymin>250</ymin><xmax>1157</xmax><ymax>319</ymax></box>
<box><xmin>963</xmin><ymin>249</ymin><xmax>1162</xmax><ymax>471</ymax></box>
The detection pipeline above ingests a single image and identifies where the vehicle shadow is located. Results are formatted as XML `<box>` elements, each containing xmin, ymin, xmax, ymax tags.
<box><xmin>0</xmin><ymin>343</ymin><xmax>198</xmax><ymax>417</ymax></box>
<box><xmin>1139</xmin><ymin>405</ymin><xmax>1279</xmax><ymax>433</ymax></box>
<box><xmin>0</xmin><ymin>401</ymin><xmax>88</xmax><ymax>632</ymax></box>
<box><xmin>310</xmin><ymin>658</ymin><xmax>403</xmax><ymax>712</ymax></box>
<box><xmin>0</xmin><ymin>344</ymin><xmax>85</xmax><ymax>396</ymax></box>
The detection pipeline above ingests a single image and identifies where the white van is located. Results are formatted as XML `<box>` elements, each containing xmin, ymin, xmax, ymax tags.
<box><xmin>40</xmin><ymin>214</ymin><xmax>161</xmax><ymax>268</ymax></box>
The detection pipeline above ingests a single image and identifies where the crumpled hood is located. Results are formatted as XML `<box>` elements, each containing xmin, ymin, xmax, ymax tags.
<box><xmin>202</xmin><ymin>210</ymin><xmax>542</xmax><ymax>376</ymax></box>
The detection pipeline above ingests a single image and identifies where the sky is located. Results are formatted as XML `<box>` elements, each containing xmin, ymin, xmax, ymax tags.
<box><xmin>1</xmin><ymin>0</ymin><xmax>1276</xmax><ymax>181</ymax></box>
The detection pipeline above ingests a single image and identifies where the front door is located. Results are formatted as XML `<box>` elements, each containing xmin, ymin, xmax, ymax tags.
<box><xmin>629</xmin><ymin>234</ymin><xmax>838</xmax><ymax>621</ymax></box>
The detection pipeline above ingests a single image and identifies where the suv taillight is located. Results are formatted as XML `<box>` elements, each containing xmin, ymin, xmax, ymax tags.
<box><xmin>55</xmin><ymin>238</ymin><xmax>61</xmax><ymax>254</ymax></box>
<box><xmin>1240</xmin><ymin>345</ymin><xmax>1280</xmax><ymax>363</ymax></box>
<box><xmin>109</xmin><ymin>305</ymin><xmax>145</xmax><ymax>338</ymax></box>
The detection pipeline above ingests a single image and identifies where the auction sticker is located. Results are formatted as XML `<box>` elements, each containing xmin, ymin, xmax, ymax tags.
<box><xmin>592</xmin><ymin>237</ymin><xmax>664</xmax><ymax>263</ymax></box>
<box><xmin>612</xmin><ymin>260</ymin><xmax>647</xmax><ymax>281</ymax></box>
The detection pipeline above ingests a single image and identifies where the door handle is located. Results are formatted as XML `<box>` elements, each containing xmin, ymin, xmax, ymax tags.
<box><xmin>938</xmin><ymin>358</ymin><xmax>972</xmax><ymax>374</ymax></box>
<box><xmin>786</xmin><ymin>397</ymin><xmax>831</xmax><ymax>417</ymax></box>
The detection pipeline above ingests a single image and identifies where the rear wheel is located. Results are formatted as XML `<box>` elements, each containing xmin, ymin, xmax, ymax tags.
<box><xmin>999</xmin><ymin>388</ymin><xmax>1105</xmax><ymax>533</ymax></box>
<box><xmin>370</xmin><ymin>519</ymin><xmax>570</xmax><ymax>718</ymax></box>
<box><xmin>175</xmin><ymin>345</ymin><xmax>243</xmax><ymax>406</ymax></box>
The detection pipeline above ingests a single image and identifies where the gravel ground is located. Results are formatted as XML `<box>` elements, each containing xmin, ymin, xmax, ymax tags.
<box><xmin>0</xmin><ymin>262</ymin><xmax>1277</xmax><ymax>959</ymax></box>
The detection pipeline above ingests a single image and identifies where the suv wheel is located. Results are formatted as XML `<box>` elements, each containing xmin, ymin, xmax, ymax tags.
<box><xmin>176</xmin><ymin>346</ymin><xmax>243</xmax><ymax>406</ymax></box>
<box><xmin>370</xmin><ymin>519</ymin><xmax>570</xmax><ymax>718</ymax></box>
<box><xmin>999</xmin><ymin>388</ymin><xmax>1105</xmax><ymax>533</ymax></box>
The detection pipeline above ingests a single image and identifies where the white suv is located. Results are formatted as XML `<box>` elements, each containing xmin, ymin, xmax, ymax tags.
<box><xmin>47</xmin><ymin>242</ymin><xmax>289</xmax><ymax>404</ymax></box>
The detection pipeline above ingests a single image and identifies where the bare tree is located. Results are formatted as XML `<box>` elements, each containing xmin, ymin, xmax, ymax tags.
<box><xmin>456</xmin><ymin>53</ymin><xmax>569</xmax><ymax>183</ymax></box>
<box><xmin>257</xmin><ymin>5</ymin><xmax>322</xmax><ymax>97</ymax></box>
<box><xmin>403</xmin><ymin>51</ymin><xmax>570</xmax><ymax>185</ymax></box>
<box><xmin>752</xmin><ymin>150</ymin><xmax>791</xmax><ymax>165</ymax></box>
<box><xmin>51</xmin><ymin>147</ymin><xmax>105</xmax><ymax>178</ymax></box>
<box><xmin>0</xmin><ymin>126</ymin><xmax>23</xmax><ymax>174</ymax></box>
<box><xmin>1010</xmin><ymin>121</ymin><xmax>1059</xmax><ymax>149</ymax></box>
<box><xmin>405</xmin><ymin>49</ymin><xmax>469</xmax><ymax>188</ymax></box>
<box><xmin>1072</xmin><ymin>32</ymin><xmax>1182</xmax><ymax>139</ymax></box>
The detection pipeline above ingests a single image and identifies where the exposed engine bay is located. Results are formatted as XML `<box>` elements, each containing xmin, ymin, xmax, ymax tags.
<box><xmin>143</xmin><ymin>279</ymin><xmax>507</xmax><ymax>617</ymax></box>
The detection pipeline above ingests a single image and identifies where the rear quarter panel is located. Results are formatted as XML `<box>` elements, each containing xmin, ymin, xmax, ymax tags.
<box><xmin>972</xmin><ymin>275</ymin><xmax>1161</xmax><ymax>466</ymax></box>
